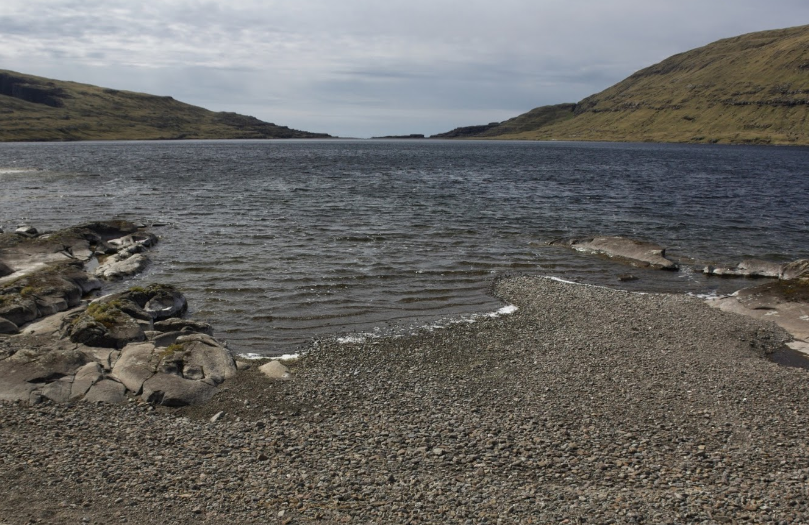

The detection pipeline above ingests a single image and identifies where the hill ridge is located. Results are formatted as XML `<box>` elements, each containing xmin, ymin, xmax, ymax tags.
<box><xmin>434</xmin><ymin>24</ymin><xmax>809</xmax><ymax>145</ymax></box>
<box><xmin>0</xmin><ymin>69</ymin><xmax>330</xmax><ymax>141</ymax></box>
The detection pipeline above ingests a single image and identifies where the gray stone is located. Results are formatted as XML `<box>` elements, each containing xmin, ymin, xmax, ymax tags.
<box><xmin>704</xmin><ymin>259</ymin><xmax>783</xmax><ymax>278</ymax></box>
<box><xmin>83</xmin><ymin>379</ymin><xmax>127</xmax><ymax>404</ymax></box>
<box><xmin>0</xmin><ymin>296</ymin><xmax>38</xmax><ymax>327</ymax></box>
<box><xmin>141</xmin><ymin>373</ymin><xmax>217</xmax><ymax>407</ymax></box>
<box><xmin>144</xmin><ymin>288</ymin><xmax>187</xmax><ymax>320</ymax></box>
<box><xmin>65</xmin><ymin>309</ymin><xmax>146</xmax><ymax>349</ymax></box>
<box><xmin>153</xmin><ymin>318</ymin><xmax>213</xmax><ymax>335</ymax></box>
<box><xmin>71</xmin><ymin>362</ymin><xmax>103</xmax><ymax>398</ymax></box>
<box><xmin>183</xmin><ymin>364</ymin><xmax>205</xmax><ymax>381</ymax></box>
<box><xmin>34</xmin><ymin>296</ymin><xmax>69</xmax><ymax>317</ymax></box>
<box><xmin>21</xmin><ymin>307</ymin><xmax>82</xmax><ymax>337</ymax></box>
<box><xmin>66</xmin><ymin>272</ymin><xmax>103</xmax><ymax>294</ymax></box>
<box><xmin>0</xmin><ymin>260</ymin><xmax>14</xmax><ymax>277</ymax></box>
<box><xmin>110</xmin><ymin>342</ymin><xmax>157</xmax><ymax>394</ymax></box>
<box><xmin>551</xmin><ymin>236</ymin><xmax>678</xmax><ymax>270</ymax></box>
<box><xmin>0</xmin><ymin>345</ymin><xmax>89</xmax><ymax>402</ymax></box>
<box><xmin>173</xmin><ymin>334</ymin><xmax>237</xmax><ymax>385</ymax></box>
<box><xmin>15</xmin><ymin>225</ymin><xmax>38</xmax><ymax>237</ymax></box>
<box><xmin>40</xmin><ymin>377</ymin><xmax>74</xmax><ymax>404</ymax></box>
<box><xmin>149</xmin><ymin>330</ymin><xmax>186</xmax><ymax>348</ymax></box>
<box><xmin>259</xmin><ymin>360</ymin><xmax>291</xmax><ymax>380</ymax></box>
<box><xmin>95</xmin><ymin>253</ymin><xmax>151</xmax><ymax>280</ymax></box>
<box><xmin>781</xmin><ymin>259</ymin><xmax>809</xmax><ymax>280</ymax></box>
<box><xmin>0</xmin><ymin>317</ymin><xmax>18</xmax><ymax>334</ymax></box>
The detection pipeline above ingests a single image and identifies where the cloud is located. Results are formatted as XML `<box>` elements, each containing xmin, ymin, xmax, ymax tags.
<box><xmin>2</xmin><ymin>0</ymin><xmax>808</xmax><ymax>136</ymax></box>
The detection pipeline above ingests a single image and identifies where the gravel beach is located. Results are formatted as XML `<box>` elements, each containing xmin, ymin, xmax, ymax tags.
<box><xmin>1</xmin><ymin>276</ymin><xmax>808</xmax><ymax>524</ymax></box>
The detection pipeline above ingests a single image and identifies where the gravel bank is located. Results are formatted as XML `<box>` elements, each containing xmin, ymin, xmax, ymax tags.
<box><xmin>2</xmin><ymin>276</ymin><xmax>808</xmax><ymax>524</ymax></box>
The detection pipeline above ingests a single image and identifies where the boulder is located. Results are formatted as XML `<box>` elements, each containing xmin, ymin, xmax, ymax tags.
<box><xmin>781</xmin><ymin>259</ymin><xmax>809</xmax><ymax>280</ymax></box>
<box><xmin>0</xmin><ymin>317</ymin><xmax>18</xmax><ymax>334</ymax></box>
<box><xmin>65</xmin><ymin>271</ymin><xmax>102</xmax><ymax>294</ymax></box>
<box><xmin>71</xmin><ymin>362</ymin><xmax>103</xmax><ymax>398</ymax></box>
<box><xmin>15</xmin><ymin>225</ymin><xmax>38</xmax><ymax>238</ymax></box>
<box><xmin>260</xmin><ymin>360</ymin><xmax>292</xmax><ymax>380</ymax></box>
<box><xmin>0</xmin><ymin>296</ymin><xmax>38</xmax><ymax>327</ymax></box>
<box><xmin>0</xmin><ymin>260</ymin><xmax>13</xmax><ymax>277</ymax></box>
<box><xmin>144</xmin><ymin>288</ymin><xmax>187</xmax><ymax>320</ymax></box>
<box><xmin>77</xmin><ymin>220</ymin><xmax>140</xmax><ymax>240</ymax></box>
<box><xmin>177</xmin><ymin>335</ymin><xmax>237</xmax><ymax>385</ymax></box>
<box><xmin>153</xmin><ymin>318</ymin><xmax>213</xmax><ymax>335</ymax></box>
<box><xmin>83</xmin><ymin>379</ymin><xmax>127</xmax><ymax>404</ymax></box>
<box><xmin>149</xmin><ymin>330</ymin><xmax>186</xmax><ymax>348</ymax></box>
<box><xmin>141</xmin><ymin>373</ymin><xmax>217</xmax><ymax>407</ymax></box>
<box><xmin>95</xmin><ymin>253</ymin><xmax>151</xmax><ymax>280</ymax></box>
<box><xmin>110</xmin><ymin>342</ymin><xmax>157</xmax><ymax>394</ymax></box>
<box><xmin>0</xmin><ymin>344</ymin><xmax>89</xmax><ymax>402</ymax></box>
<box><xmin>108</xmin><ymin>232</ymin><xmax>158</xmax><ymax>250</ymax></box>
<box><xmin>41</xmin><ymin>377</ymin><xmax>74</xmax><ymax>404</ymax></box>
<box><xmin>34</xmin><ymin>296</ymin><xmax>68</xmax><ymax>317</ymax></box>
<box><xmin>64</xmin><ymin>306</ymin><xmax>146</xmax><ymax>349</ymax></box>
<box><xmin>550</xmin><ymin>236</ymin><xmax>678</xmax><ymax>270</ymax></box>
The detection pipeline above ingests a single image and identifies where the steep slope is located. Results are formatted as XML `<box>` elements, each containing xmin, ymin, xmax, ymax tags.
<box><xmin>0</xmin><ymin>70</ymin><xmax>330</xmax><ymax>141</ymax></box>
<box><xmin>438</xmin><ymin>25</ymin><xmax>809</xmax><ymax>145</ymax></box>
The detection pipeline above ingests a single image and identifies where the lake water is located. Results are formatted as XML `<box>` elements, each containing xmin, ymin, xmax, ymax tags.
<box><xmin>1</xmin><ymin>140</ymin><xmax>807</xmax><ymax>356</ymax></box>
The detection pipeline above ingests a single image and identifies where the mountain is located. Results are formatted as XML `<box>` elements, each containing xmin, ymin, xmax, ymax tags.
<box><xmin>434</xmin><ymin>25</ymin><xmax>809</xmax><ymax>145</ymax></box>
<box><xmin>0</xmin><ymin>70</ymin><xmax>331</xmax><ymax>141</ymax></box>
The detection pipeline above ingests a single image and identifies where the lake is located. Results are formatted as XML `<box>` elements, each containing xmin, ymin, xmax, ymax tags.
<box><xmin>1</xmin><ymin>139</ymin><xmax>807</xmax><ymax>355</ymax></box>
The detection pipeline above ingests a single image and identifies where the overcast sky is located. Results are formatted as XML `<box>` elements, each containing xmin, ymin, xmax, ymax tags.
<box><xmin>1</xmin><ymin>1</ymin><xmax>807</xmax><ymax>137</ymax></box>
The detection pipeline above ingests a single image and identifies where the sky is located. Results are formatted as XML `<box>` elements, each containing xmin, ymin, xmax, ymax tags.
<box><xmin>1</xmin><ymin>1</ymin><xmax>808</xmax><ymax>138</ymax></box>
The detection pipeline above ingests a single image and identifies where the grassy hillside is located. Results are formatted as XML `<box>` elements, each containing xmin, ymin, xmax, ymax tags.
<box><xmin>438</xmin><ymin>25</ymin><xmax>809</xmax><ymax>145</ymax></box>
<box><xmin>0</xmin><ymin>70</ymin><xmax>330</xmax><ymax>141</ymax></box>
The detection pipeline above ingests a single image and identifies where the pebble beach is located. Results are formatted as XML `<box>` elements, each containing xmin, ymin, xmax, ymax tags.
<box><xmin>2</xmin><ymin>276</ymin><xmax>808</xmax><ymax>524</ymax></box>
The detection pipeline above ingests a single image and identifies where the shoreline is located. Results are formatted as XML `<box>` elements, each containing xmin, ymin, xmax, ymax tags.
<box><xmin>3</xmin><ymin>276</ymin><xmax>809</xmax><ymax>523</ymax></box>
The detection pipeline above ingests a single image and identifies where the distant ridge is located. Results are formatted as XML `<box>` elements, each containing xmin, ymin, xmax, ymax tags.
<box><xmin>434</xmin><ymin>25</ymin><xmax>809</xmax><ymax>145</ymax></box>
<box><xmin>0</xmin><ymin>70</ymin><xmax>331</xmax><ymax>141</ymax></box>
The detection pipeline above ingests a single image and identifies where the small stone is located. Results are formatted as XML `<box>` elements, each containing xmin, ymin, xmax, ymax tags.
<box><xmin>259</xmin><ymin>360</ymin><xmax>291</xmax><ymax>380</ymax></box>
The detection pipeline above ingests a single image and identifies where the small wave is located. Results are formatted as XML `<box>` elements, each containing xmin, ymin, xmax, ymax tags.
<box><xmin>0</xmin><ymin>167</ymin><xmax>38</xmax><ymax>175</ymax></box>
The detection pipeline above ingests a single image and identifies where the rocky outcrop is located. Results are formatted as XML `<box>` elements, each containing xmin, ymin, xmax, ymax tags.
<box><xmin>550</xmin><ymin>236</ymin><xmax>679</xmax><ymax>270</ymax></box>
<box><xmin>1</xmin><ymin>220</ymin><xmax>239</xmax><ymax>407</ymax></box>
<box><xmin>1</xmin><ymin>284</ymin><xmax>237</xmax><ymax>406</ymax></box>
<box><xmin>93</xmin><ymin>232</ymin><xmax>158</xmax><ymax>280</ymax></box>
<box><xmin>708</xmin><ymin>278</ymin><xmax>809</xmax><ymax>356</ymax></box>
<box><xmin>704</xmin><ymin>258</ymin><xmax>809</xmax><ymax>280</ymax></box>
<box><xmin>0</xmin><ymin>220</ymin><xmax>156</xmax><ymax>332</ymax></box>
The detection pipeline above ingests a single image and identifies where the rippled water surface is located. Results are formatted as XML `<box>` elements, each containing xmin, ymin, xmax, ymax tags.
<box><xmin>1</xmin><ymin>140</ymin><xmax>807</xmax><ymax>355</ymax></box>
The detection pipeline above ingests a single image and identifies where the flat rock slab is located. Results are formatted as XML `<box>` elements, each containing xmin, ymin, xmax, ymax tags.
<box><xmin>551</xmin><ymin>236</ymin><xmax>678</xmax><ymax>270</ymax></box>
<box><xmin>705</xmin><ymin>258</ymin><xmax>809</xmax><ymax>280</ymax></box>
<box><xmin>708</xmin><ymin>280</ymin><xmax>809</xmax><ymax>349</ymax></box>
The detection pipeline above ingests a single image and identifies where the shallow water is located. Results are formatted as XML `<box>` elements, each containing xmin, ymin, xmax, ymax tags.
<box><xmin>1</xmin><ymin>140</ymin><xmax>807</xmax><ymax>355</ymax></box>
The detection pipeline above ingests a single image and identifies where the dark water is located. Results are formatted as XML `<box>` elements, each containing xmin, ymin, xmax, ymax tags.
<box><xmin>1</xmin><ymin>140</ymin><xmax>807</xmax><ymax>355</ymax></box>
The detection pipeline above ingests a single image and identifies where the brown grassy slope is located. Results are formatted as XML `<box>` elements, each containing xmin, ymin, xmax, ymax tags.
<box><xmin>453</xmin><ymin>25</ymin><xmax>809</xmax><ymax>145</ymax></box>
<box><xmin>0</xmin><ymin>70</ymin><xmax>330</xmax><ymax>141</ymax></box>
<box><xmin>431</xmin><ymin>104</ymin><xmax>575</xmax><ymax>138</ymax></box>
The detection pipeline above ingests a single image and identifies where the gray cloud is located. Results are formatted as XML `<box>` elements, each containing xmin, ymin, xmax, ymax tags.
<box><xmin>1</xmin><ymin>0</ymin><xmax>808</xmax><ymax>136</ymax></box>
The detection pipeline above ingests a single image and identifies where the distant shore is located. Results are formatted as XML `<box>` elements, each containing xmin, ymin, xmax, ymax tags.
<box><xmin>3</xmin><ymin>276</ymin><xmax>808</xmax><ymax>523</ymax></box>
